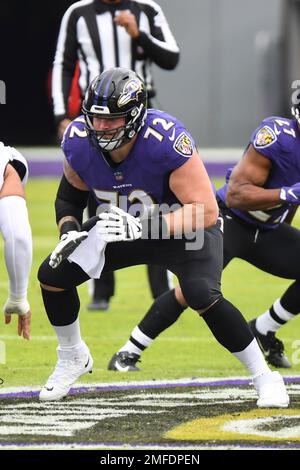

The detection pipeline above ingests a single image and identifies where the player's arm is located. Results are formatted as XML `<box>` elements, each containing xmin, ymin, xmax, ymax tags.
<box><xmin>167</xmin><ymin>150</ymin><xmax>219</xmax><ymax>234</ymax></box>
<box><xmin>49</xmin><ymin>159</ymin><xmax>90</xmax><ymax>268</ymax></box>
<box><xmin>115</xmin><ymin>7</ymin><xmax>179</xmax><ymax>70</ymax></box>
<box><xmin>56</xmin><ymin>159</ymin><xmax>89</xmax><ymax>233</ymax></box>
<box><xmin>0</xmin><ymin>163</ymin><xmax>25</xmax><ymax>198</ymax></box>
<box><xmin>226</xmin><ymin>144</ymin><xmax>282</xmax><ymax>210</ymax></box>
<box><xmin>0</xmin><ymin>164</ymin><xmax>32</xmax><ymax>340</ymax></box>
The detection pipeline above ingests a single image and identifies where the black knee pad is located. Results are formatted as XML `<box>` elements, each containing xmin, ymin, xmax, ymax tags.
<box><xmin>38</xmin><ymin>256</ymin><xmax>66</xmax><ymax>288</ymax></box>
<box><xmin>38</xmin><ymin>252</ymin><xmax>89</xmax><ymax>289</ymax></box>
<box><xmin>180</xmin><ymin>278</ymin><xmax>222</xmax><ymax>311</ymax></box>
<box><xmin>38</xmin><ymin>257</ymin><xmax>52</xmax><ymax>284</ymax></box>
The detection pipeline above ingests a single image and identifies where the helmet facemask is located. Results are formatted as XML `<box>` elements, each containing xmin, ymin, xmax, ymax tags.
<box><xmin>82</xmin><ymin>67</ymin><xmax>148</xmax><ymax>152</ymax></box>
<box><xmin>84</xmin><ymin>103</ymin><xmax>147</xmax><ymax>151</ymax></box>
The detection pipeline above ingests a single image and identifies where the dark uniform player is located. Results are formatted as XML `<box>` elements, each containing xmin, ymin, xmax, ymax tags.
<box><xmin>217</xmin><ymin>115</ymin><xmax>300</xmax><ymax>368</ymax></box>
<box><xmin>52</xmin><ymin>0</ymin><xmax>180</xmax><ymax>310</ymax></box>
<box><xmin>37</xmin><ymin>67</ymin><xmax>288</xmax><ymax>407</ymax></box>
<box><xmin>114</xmin><ymin>113</ymin><xmax>300</xmax><ymax>371</ymax></box>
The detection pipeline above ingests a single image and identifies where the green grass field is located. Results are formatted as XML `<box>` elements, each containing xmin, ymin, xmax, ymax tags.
<box><xmin>0</xmin><ymin>177</ymin><xmax>300</xmax><ymax>389</ymax></box>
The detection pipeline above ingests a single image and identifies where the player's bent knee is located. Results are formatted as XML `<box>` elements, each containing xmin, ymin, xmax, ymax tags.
<box><xmin>180</xmin><ymin>279</ymin><xmax>222</xmax><ymax>311</ymax></box>
<box><xmin>37</xmin><ymin>257</ymin><xmax>64</xmax><ymax>289</ymax></box>
<box><xmin>174</xmin><ymin>285</ymin><xmax>188</xmax><ymax>307</ymax></box>
<box><xmin>38</xmin><ymin>259</ymin><xmax>52</xmax><ymax>284</ymax></box>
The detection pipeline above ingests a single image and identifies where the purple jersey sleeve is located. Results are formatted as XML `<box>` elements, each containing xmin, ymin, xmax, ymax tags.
<box><xmin>140</xmin><ymin>110</ymin><xmax>196</xmax><ymax>174</ymax></box>
<box><xmin>164</xmin><ymin>127</ymin><xmax>196</xmax><ymax>172</ymax></box>
<box><xmin>61</xmin><ymin>117</ymin><xmax>92</xmax><ymax>174</ymax></box>
<box><xmin>250</xmin><ymin>116</ymin><xmax>296</xmax><ymax>163</ymax></box>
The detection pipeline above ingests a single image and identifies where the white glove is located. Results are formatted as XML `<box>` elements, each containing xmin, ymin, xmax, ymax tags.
<box><xmin>4</xmin><ymin>298</ymin><xmax>30</xmax><ymax>316</ymax></box>
<box><xmin>96</xmin><ymin>206</ymin><xmax>142</xmax><ymax>242</ymax></box>
<box><xmin>49</xmin><ymin>230</ymin><xmax>88</xmax><ymax>268</ymax></box>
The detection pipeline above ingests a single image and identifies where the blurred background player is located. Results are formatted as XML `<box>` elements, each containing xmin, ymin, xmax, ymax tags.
<box><xmin>51</xmin><ymin>0</ymin><xmax>180</xmax><ymax>310</ymax></box>
<box><xmin>0</xmin><ymin>142</ymin><xmax>32</xmax><ymax>339</ymax></box>
<box><xmin>218</xmin><ymin>110</ymin><xmax>300</xmax><ymax>369</ymax></box>
<box><xmin>109</xmin><ymin>106</ymin><xmax>300</xmax><ymax>371</ymax></box>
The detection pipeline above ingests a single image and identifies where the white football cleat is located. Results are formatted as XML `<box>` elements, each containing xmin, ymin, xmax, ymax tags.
<box><xmin>39</xmin><ymin>341</ymin><xmax>93</xmax><ymax>401</ymax></box>
<box><xmin>253</xmin><ymin>371</ymin><xmax>290</xmax><ymax>408</ymax></box>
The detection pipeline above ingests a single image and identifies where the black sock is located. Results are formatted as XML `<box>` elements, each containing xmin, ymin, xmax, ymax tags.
<box><xmin>41</xmin><ymin>287</ymin><xmax>80</xmax><ymax>326</ymax></box>
<box><xmin>138</xmin><ymin>289</ymin><xmax>186</xmax><ymax>339</ymax></box>
<box><xmin>202</xmin><ymin>297</ymin><xmax>253</xmax><ymax>353</ymax></box>
<box><xmin>280</xmin><ymin>280</ymin><xmax>300</xmax><ymax>315</ymax></box>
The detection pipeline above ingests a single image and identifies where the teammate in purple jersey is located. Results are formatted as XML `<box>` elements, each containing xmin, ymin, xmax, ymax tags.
<box><xmin>115</xmin><ymin>112</ymin><xmax>300</xmax><ymax>372</ymax></box>
<box><xmin>218</xmin><ymin>113</ymin><xmax>300</xmax><ymax>368</ymax></box>
<box><xmin>37</xmin><ymin>67</ymin><xmax>288</xmax><ymax>407</ymax></box>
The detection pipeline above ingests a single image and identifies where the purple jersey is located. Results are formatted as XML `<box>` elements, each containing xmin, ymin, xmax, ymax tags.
<box><xmin>217</xmin><ymin>116</ymin><xmax>300</xmax><ymax>229</ymax></box>
<box><xmin>62</xmin><ymin>109</ymin><xmax>196</xmax><ymax>215</ymax></box>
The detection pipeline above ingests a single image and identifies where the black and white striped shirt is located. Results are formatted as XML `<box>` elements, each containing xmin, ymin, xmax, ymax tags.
<box><xmin>52</xmin><ymin>0</ymin><xmax>180</xmax><ymax>123</ymax></box>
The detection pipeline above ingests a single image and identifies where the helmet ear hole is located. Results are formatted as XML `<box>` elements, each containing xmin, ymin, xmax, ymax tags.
<box><xmin>82</xmin><ymin>67</ymin><xmax>148</xmax><ymax>150</ymax></box>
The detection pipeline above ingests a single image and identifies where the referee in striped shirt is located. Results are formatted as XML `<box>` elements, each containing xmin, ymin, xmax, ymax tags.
<box><xmin>52</xmin><ymin>0</ymin><xmax>180</xmax><ymax>138</ymax></box>
<box><xmin>51</xmin><ymin>0</ymin><xmax>180</xmax><ymax>310</ymax></box>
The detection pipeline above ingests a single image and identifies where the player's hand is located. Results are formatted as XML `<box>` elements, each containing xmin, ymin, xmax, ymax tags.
<box><xmin>280</xmin><ymin>182</ymin><xmax>300</xmax><ymax>204</ymax></box>
<box><xmin>96</xmin><ymin>206</ymin><xmax>142</xmax><ymax>242</ymax></box>
<box><xmin>114</xmin><ymin>11</ymin><xmax>140</xmax><ymax>39</ymax></box>
<box><xmin>49</xmin><ymin>230</ymin><xmax>88</xmax><ymax>268</ymax></box>
<box><xmin>4</xmin><ymin>299</ymin><xmax>31</xmax><ymax>340</ymax></box>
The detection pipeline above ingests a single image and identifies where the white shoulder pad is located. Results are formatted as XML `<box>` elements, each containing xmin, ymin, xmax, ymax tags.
<box><xmin>0</xmin><ymin>142</ymin><xmax>12</xmax><ymax>190</ymax></box>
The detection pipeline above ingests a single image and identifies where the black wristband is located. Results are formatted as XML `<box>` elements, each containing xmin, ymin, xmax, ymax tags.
<box><xmin>141</xmin><ymin>214</ymin><xmax>169</xmax><ymax>240</ymax></box>
<box><xmin>60</xmin><ymin>220</ymin><xmax>80</xmax><ymax>237</ymax></box>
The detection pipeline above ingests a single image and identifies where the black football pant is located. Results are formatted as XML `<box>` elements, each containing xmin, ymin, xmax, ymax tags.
<box><xmin>221</xmin><ymin>203</ymin><xmax>300</xmax><ymax>314</ymax></box>
<box><xmin>38</xmin><ymin>220</ymin><xmax>254</xmax><ymax>353</ymax></box>
<box><xmin>39</xmin><ymin>225</ymin><xmax>223</xmax><ymax>311</ymax></box>
<box><xmin>87</xmin><ymin>193</ymin><xmax>170</xmax><ymax>301</ymax></box>
<box><xmin>222</xmin><ymin>205</ymin><xmax>300</xmax><ymax>277</ymax></box>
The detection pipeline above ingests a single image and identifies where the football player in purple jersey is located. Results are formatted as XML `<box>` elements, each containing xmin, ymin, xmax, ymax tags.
<box><xmin>37</xmin><ymin>67</ymin><xmax>288</xmax><ymax>407</ymax></box>
<box><xmin>217</xmin><ymin>112</ymin><xmax>300</xmax><ymax>369</ymax></box>
<box><xmin>52</xmin><ymin>0</ymin><xmax>180</xmax><ymax>311</ymax></box>
<box><xmin>117</xmin><ymin>109</ymin><xmax>300</xmax><ymax>372</ymax></box>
